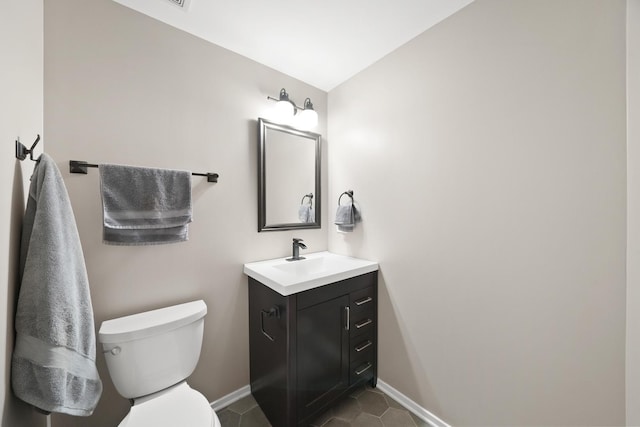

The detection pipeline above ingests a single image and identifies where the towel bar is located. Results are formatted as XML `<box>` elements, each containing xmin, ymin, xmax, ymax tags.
<box><xmin>69</xmin><ymin>160</ymin><xmax>219</xmax><ymax>183</ymax></box>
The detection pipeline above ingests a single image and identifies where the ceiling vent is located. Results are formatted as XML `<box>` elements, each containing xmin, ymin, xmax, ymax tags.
<box><xmin>164</xmin><ymin>0</ymin><xmax>191</xmax><ymax>11</ymax></box>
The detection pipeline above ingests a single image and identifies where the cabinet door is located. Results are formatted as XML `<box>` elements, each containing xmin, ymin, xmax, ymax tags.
<box><xmin>297</xmin><ymin>294</ymin><xmax>349</xmax><ymax>422</ymax></box>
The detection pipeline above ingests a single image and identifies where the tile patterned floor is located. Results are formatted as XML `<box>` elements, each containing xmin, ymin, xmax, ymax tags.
<box><xmin>217</xmin><ymin>385</ymin><xmax>430</xmax><ymax>427</ymax></box>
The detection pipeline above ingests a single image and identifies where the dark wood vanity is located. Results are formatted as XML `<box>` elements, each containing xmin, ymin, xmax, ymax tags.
<box><xmin>248</xmin><ymin>271</ymin><xmax>378</xmax><ymax>426</ymax></box>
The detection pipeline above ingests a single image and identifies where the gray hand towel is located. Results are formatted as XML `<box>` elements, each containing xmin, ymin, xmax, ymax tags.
<box><xmin>335</xmin><ymin>203</ymin><xmax>360</xmax><ymax>232</ymax></box>
<box><xmin>298</xmin><ymin>203</ymin><xmax>315</xmax><ymax>223</ymax></box>
<box><xmin>12</xmin><ymin>153</ymin><xmax>102</xmax><ymax>416</ymax></box>
<box><xmin>99</xmin><ymin>163</ymin><xmax>192</xmax><ymax>245</ymax></box>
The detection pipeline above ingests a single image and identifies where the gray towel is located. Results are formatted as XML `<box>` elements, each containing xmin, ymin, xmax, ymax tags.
<box><xmin>298</xmin><ymin>203</ymin><xmax>315</xmax><ymax>223</ymax></box>
<box><xmin>99</xmin><ymin>163</ymin><xmax>192</xmax><ymax>245</ymax></box>
<box><xmin>12</xmin><ymin>153</ymin><xmax>102</xmax><ymax>416</ymax></box>
<box><xmin>335</xmin><ymin>203</ymin><xmax>360</xmax><ymax>232</ymax></box>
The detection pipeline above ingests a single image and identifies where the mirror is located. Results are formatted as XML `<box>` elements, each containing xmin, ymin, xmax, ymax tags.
<box><xmin>258</xmin><ymin>118</ymin><xmax>321</xmax><ymax>232</ymax></box>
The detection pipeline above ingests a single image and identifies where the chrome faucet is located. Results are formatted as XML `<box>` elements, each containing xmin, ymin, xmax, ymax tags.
<box><xmin>287</xmin><ymin>238</ymin><xmax>307</xmax><ymax>261</ymax></box>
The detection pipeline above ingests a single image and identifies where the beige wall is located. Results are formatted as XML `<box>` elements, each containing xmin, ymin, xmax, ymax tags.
<box><xmin>0</xmin><ymin>1</ymin><xmax>46</xmax><ymax>427</ymax></box>
<box><xmin>328</xmin><ymin>0</ymin><xmax>627</xmax><ymax>425</ymax></box>
<box><xmin>27</xmin><ymin>0</ymin><xmax>632</xmax><ymax>426</ymax></box>
<box><xmin>627</xmin><ymin>0</ymin><xmax>640</xmax><ymax>424</ymax></box>
<box><xmin>0</xmin><ymin>1</ymin><xmax>45</xmax><ymax>426</ymax></box>
<box><xmin>44</xmin><ymin>0</ymin><xmax>327</xmax><ymax>426</ymax></box>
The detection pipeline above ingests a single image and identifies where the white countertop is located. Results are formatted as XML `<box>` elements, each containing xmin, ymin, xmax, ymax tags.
<box><xmin>243</xmin><ymin>251</ymin><xmax>379</xmax><ymax>296</ymax></box>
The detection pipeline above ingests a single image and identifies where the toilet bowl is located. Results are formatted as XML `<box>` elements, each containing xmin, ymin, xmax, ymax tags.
<box><xmin>98</xmin><ymin>300</ymin><xmax>221</xmax><ymax>427</ymax></box>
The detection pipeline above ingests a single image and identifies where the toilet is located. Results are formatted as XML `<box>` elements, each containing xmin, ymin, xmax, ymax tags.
<box><xmin>98</xmin><ymin>300</ymin><xmax>221</xmax><ymax>427</ymax></box>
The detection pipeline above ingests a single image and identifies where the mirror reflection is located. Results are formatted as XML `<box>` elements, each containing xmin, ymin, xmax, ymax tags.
<box><xmin>258</xmin><ymin>118</ymin><xmax>321</xmax><ymax>232</ymax></box>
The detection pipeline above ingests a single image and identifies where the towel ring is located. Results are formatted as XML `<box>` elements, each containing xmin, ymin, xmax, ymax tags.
<box><xmin>338</xmin><ymin>190</ymin><xmax>354</xmax><ymax>205</ymax></box>
<box><xmin>300</xmin><ymin>193</ymin><xmax>313</xmax><ymax>207</ymax></box>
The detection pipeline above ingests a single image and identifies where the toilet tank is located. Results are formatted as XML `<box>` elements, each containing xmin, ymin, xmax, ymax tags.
<box><xmin>98</xmin><ymin>300</ymin><xmax>207</xmax><ymax>399</ymax></box>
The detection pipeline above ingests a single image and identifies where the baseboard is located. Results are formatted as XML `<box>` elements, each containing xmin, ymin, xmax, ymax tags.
<box><xmin>377</xmin><ymin>379</ymin><xmax>451</xmax><ymax>427</ymax></box>
<box><xmin>209</xmin><ymin>380</ymin><xmax>451</xmax><ymax>427</ymax></box>
<box><xmin>209</xmin><ymin>384</ymin><xmax>251</xmax><ymax>412</ymax></box>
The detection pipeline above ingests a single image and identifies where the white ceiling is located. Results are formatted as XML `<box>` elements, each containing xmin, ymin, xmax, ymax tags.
<box><xmin>112</xmin><ymin>0</ymin><xmax>475</xmax><ymax>91</ymax></box>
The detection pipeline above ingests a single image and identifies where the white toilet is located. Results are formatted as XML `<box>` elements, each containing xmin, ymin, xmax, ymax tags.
<box><xmin>98</xmin><ymin>300</ymin><xmax>221</xmax><ymax>427</ymax></box>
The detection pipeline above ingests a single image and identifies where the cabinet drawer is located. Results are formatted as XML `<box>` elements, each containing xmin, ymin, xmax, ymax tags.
<box><xmin>350</xmin><ymin>287</ymin><xmax>375</xmax><ymax>310</ymax></box>
<box><xmin>350</xmin><ymin>359</ymin><xmax>375</xmax><ymax>385</ymax></box>
<box><xmin>350</xmin><ymin>334</ymin><xmax>375</xmax><ymax>364</ymax></box>
<box><xmin>350</xmin><ymin>312</ymin><xmax>374</xmax><ymax>338</ymax></box>
<box><xmin>298</xmin><ymin>273</ymin><xmax>376</xmax><ymax>311</ymax></box>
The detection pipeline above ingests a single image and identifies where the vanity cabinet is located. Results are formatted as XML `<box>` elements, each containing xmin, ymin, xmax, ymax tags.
<box><xmin>248</xmin><ymin>271</ymin><xmax>377</xmax><ymax>427</ymax></box>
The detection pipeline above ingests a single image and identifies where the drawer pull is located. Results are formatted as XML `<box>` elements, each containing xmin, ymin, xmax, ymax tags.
<box><xmin>345</xmin><ymin>306</ymin><xmax>350</xmax><ymax>331</ymax></box>
<box><xmin>354</xmin><ymin>362</ymin><xmax>373</xmax><ymax>376</ymax></box>
<box><xmin>355</xmin><ymin>318</ymin><xmax>373</xmax><ymax>329</ymax></box>
<box><xmin>355</xmin><ymin>296</ymin><xmax>373</xmax><ymax>306</ymax></box>
<box><xmin>355</xmin><ymin>340</ymin><xmax>372</xmax><ymax>352</ymax></box>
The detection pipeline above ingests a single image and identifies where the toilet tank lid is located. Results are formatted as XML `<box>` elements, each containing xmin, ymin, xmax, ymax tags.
<box><xmin>99</xmin><ymin>300</ymin><xmax>207</xmax><ymax>344</ymax></box>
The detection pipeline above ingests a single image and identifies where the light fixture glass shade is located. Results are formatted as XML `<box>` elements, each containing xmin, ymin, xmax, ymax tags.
<box><xmin>296</xmin><ymin>108</ymin><xmax>318</xmax><ymax>129</ymax></box>
<box><xmin>296</xmin><ymin>98</ymin><xmax>318</xmax><ymax>129</ymax></box>
<box><xmin>273</xmin><ymin>100</ymin><xmax>295</xmax><ymax>124</ymax></box>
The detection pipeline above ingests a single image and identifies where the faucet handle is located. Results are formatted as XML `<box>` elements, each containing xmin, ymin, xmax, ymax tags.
<box><xmin>293</xmin><ymin>238</ymin><xmax>304</xmax><ymax>243</ymax></box>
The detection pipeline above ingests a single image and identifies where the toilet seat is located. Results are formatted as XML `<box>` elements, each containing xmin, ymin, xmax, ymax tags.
<box><xmin>119</xmin><ymin>382</ymin><xmax>221</xmax><ymax>427</ymax></box>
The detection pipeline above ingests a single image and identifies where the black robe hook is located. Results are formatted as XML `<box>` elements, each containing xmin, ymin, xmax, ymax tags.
<box><xmin>16</xmin><ymin>134</ymin><xmax>41</xmax><ymax>161</ymax></box>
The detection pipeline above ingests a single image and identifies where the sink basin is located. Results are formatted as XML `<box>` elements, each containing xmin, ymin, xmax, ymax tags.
<box><xmin>243</xmin><ymin>251</ymin><xmax>378</xmax><ymax>296</ymax></box>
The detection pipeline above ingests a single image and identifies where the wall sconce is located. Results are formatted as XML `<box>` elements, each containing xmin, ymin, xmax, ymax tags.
<box><xmin>267</xmin><ymin>88</ymin><xmax>318</xmax><ymax>129</ymax></box>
